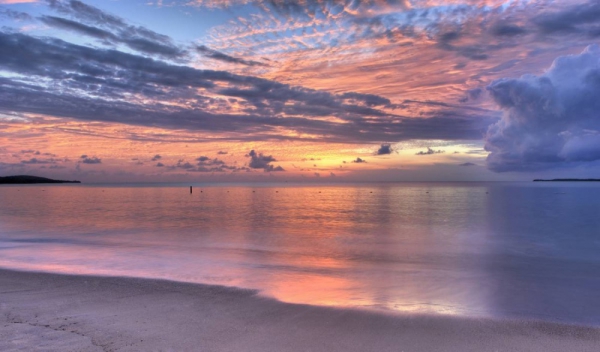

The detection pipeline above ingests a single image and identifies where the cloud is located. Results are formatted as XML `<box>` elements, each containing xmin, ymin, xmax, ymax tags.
<box><xmin>340</xmin><ymin>92</ymin><xmax>390</xmax><ymax>107</ymax></box>
<box><xmin>459</xmin><ymin>88</ymin><xmax>484</xmax><ymax>103</ymax></box>
<box><xmin>44</xmin><ymin>0</ymin><xmax>185</xmax><ymax>59</ymax></box>
<box><xmin>0</xmin><ymin>30</ymin><xmax>494</xmax><ymax>143</ymax></box>
<box><xmin>174</xmin><ymin>160</ymin><xmax>194</xmax><ymax>169</ymax></box>
<box><xmin>352</xmin><ymin>157</ymin><xmax>366</xmax><ymax>163</ymax></box>
<box><xmin>217</xmin><ymin>150</ymin><xmax>228</xmax><ymax>155</ymax></box>
<box><xmin>246</xmin><ymin>150</ymin><xmax>284</xmax><ymax>171</ymax></box>
<box><xmin>490</xmin><ymin>24</ymin><xmax>527</xmax><ymax>37</ymax></box>
<box><xmin>21</xmin><ymin>157</ymin><xmax>55</xmax><ymax>164</ymax></box>
<box><xmin>196</xmin><ymin>45</ymin><xmax>267</xmax><ymax>67</ymax></box>
<box><xmin>435</xmin><ymin>30</ymin><xmax>489</xmax><ymax>61</ymax></box>
<box><xmin>0</xmin><ymin>8</ymin><xmax>34</xmax><ymax>21</ymax></box>
<box><xmin>40</xmin><ymin>16</ymin><xmax>116</xmax><ymax>40</ymax></box>
<box><xmin>21</xmin><ymin>149</ymin><xmax>40</xmax><ymax>154</ymax></box>
<box><xmin>485</xmin><ymin>45</ymin><xmax>600</xmax><ymax>172</ymax></box>
<box><xmin>80</xmin><ymin>155</ymin><xmax>101</xmax><ymax>164</ymax></box>
<box><xmin>0</xmin><ymin>0</ymin><xmax>37</xmax><ymax>3</ymax></box>
<box><xmin>533</xmin><ymin>1</ymin><xmax>600</xmax><ymax>38</ymax></box>
<box><xmin>415</xmin><ymin>147</ymin><xmax>444</xmax><ymax>155</ymax></box>
<box><xmin>196</xmin><ymin>156</ymin><xmax>228</xmax><ymax>170</ymax></box>
<box><xmin>376</xmin><ymin>143</ymin><xmax>392</xmax><ymax>155</ymax></box>
<box><xmin>162</xmin><ymin>156</ymin><xmax>245</xmax><ymax>172</ymax></box>
<box><xmin>458</xmin><ymin>162</ymin><xmax>476</xmax><ymax>167</ymax></box>
<box><xmin>151</xmin><ymin>154</ymin><xmax>161</xmax><ymax>161</ymax></box>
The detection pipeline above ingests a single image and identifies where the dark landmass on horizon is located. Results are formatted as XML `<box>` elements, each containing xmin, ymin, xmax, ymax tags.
<box><xmin>534</xmin><ymin>179</ymin><xmax>600</xmax><ymax>182</ymax></box>
<box><xmin>0</xmin><ymin>175</ymin><xmax>81</xmax><ymax>184</ymax></box>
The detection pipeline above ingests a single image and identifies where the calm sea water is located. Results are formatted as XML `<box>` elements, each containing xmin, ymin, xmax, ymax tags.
<box><xmin>1</xmin><ymin>182</ymin><xmax>599</xmax><ymax>325</ymax></box>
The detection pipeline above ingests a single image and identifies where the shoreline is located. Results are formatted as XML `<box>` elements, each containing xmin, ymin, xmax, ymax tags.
<box><xmin>2</xmin><ymin>269</ymin><xmax>599</xmax><ymax>351</ymax></box>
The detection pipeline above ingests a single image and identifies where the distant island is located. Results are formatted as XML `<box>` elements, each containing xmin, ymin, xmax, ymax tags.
<box><xmin>0</xmin><ymin>175</ymin><xmax>81</xmax><ymax>184</ymax></box>
<box><xmin>533</xmin><ymin>179</ymin><xmax>600</xmax><ymax>182</ymax></box>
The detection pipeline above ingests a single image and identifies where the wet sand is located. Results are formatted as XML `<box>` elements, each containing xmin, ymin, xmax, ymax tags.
<box><xmin>1</xmin><ymin>269</ymin><xmax>599</xmax><ymax>352</ymax></box>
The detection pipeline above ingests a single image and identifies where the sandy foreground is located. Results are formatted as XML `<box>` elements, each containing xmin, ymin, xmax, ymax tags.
<box><xmin>1</xmin><ymin>269</ymin><xmax>599</xmax><ymax>352</ymax></box>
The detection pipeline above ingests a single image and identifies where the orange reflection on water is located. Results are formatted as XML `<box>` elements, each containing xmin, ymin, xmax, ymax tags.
<box><xmin>0</xmin><ymin>184</ymin><xmax>496</xmax><ymax>318</ymax></box>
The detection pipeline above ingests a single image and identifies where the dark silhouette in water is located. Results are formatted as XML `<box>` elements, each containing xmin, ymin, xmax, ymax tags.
<box><xmin>0</xmin><ymin>175</ymin><xmax>81</xmax><ymax>184</ymax></box>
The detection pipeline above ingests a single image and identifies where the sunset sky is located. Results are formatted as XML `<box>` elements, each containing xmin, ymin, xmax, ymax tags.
<box><xmin>1</xmin><ymin>0</ymin><xmax>600</xmax><ymax>182</ymax></box>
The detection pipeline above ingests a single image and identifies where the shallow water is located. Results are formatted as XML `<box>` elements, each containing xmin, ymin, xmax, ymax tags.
<box><xmin>1</xmin><ymin>182</ymin><xmax>599</xmax><ymax>325</ymax></box>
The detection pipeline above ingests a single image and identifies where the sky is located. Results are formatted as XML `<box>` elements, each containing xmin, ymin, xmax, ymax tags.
<box><xmin>1</xmin><ymin>0</ymin><xmax>600</xmax><ymax>182</ymax></box>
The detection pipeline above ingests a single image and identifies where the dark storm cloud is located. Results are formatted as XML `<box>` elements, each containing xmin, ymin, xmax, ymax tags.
<box><xmin>246</xmin><ymin>150</ymin><xmax>284</xmax><ymax>172</ymax></box>
<box><xmin>485</xmin><ymin>45</ymin><xmax>600</xmax><ymax>172</ymax></box>
<box><xmin>416</xmin><ymin>147</ymin><xmax>444</xmax><ymax>155</ymax></box>
<box><xmin>376</xmin><ymin>143</ymin><xmax>392</xmax><ymax>155</ymax></box>
<box><xmin>0</xmin><ymin>30</ymin><xmax>494</xmax><ymax>143</ymax></box>
<box><xmin>44</xmin><ymin>1</ymin><xmax>185</xmax><ymax>59</ymax></box>
<box><xmin>196</xmin><ymin>45</ymin><xmax>268</xmax><ymax>67</ymax></box>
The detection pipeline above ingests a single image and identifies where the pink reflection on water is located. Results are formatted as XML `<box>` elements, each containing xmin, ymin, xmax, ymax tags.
<box><xmin>5</xmin><ymin>182</ymin><xmax>598</xmax><ymax>323</ymax></box>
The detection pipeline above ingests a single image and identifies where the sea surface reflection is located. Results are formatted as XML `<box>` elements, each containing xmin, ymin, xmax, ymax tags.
<box><xmin>1</xmin><ymin>182</ymin><xmax>599</xmax><ymax>324</ymax></box>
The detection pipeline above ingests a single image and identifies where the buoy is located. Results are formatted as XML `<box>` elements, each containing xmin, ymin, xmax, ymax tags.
<box><xmin>190</xmin><ymin>186</ymin><xmax>192</xmax><ymax>194</ymax></box>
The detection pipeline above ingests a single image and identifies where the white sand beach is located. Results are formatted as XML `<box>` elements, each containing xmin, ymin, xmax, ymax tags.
<box><xmin>1</xmin><ymin>269</ymin><xmax>599</xmax><ymax>352</ymax></box>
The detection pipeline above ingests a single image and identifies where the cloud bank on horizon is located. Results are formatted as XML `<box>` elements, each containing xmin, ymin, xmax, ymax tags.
<box><xmin>0</xmin><ymin>0</ymin><xmax>599</xmax><ymax>181</ymax></box>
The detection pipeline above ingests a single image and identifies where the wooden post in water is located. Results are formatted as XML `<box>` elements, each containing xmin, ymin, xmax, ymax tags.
<box><xmin>190</xmin><ymin>186</ymin><xmax>192</xmax><ymax>194</ymax></box>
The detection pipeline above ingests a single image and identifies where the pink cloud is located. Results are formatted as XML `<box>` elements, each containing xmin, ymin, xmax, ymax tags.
<box><xmin>0</xmin><ymin>0</ymin><xmax>37</xmax><ymax>3</ymax></box>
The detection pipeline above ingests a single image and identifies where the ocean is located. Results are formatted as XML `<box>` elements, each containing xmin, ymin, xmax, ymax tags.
<box><xmin>1</xmin><ymin>182</ymin><xmax>599</xmax><ymax>325</ymax></box>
